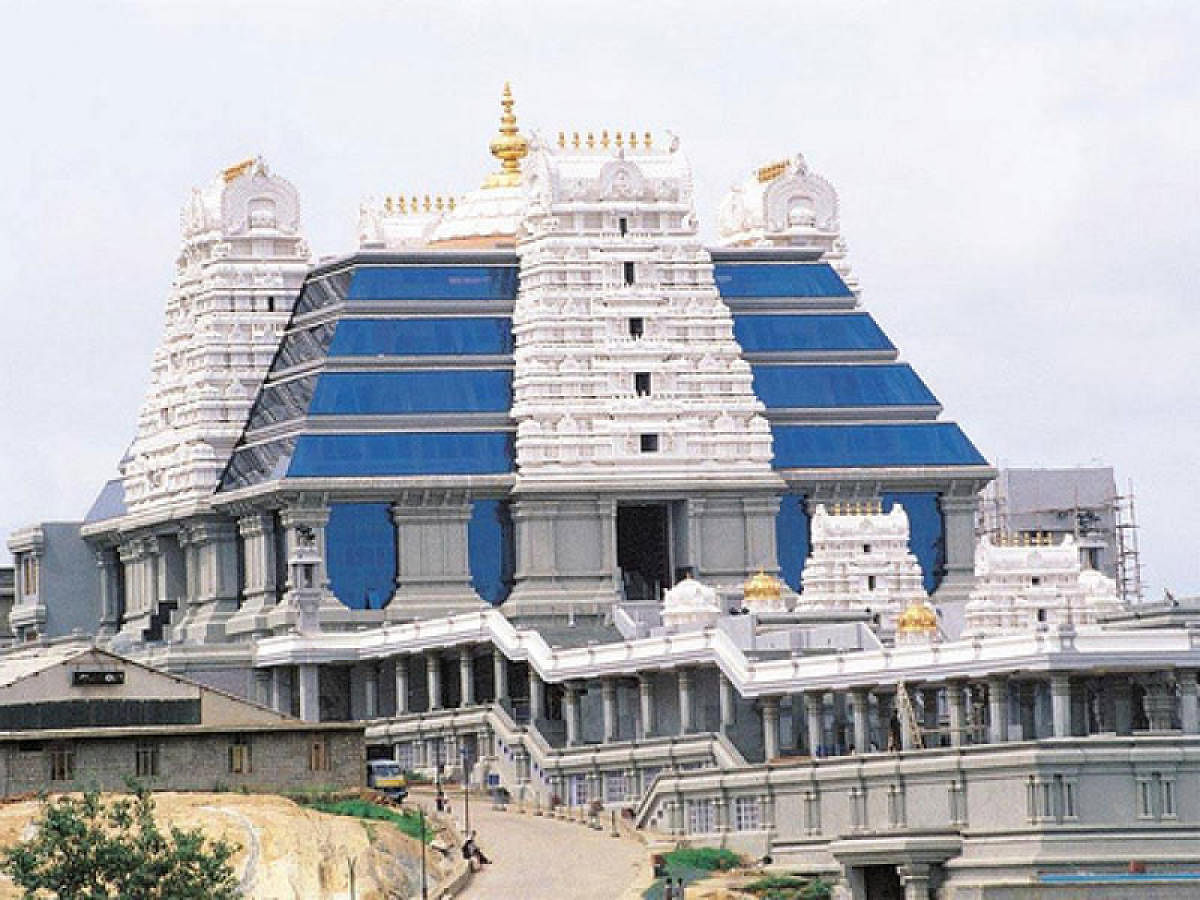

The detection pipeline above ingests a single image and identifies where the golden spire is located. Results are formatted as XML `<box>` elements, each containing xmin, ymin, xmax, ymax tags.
<box><xmin>484</xmin><ymin>82</ymin><xmax>529</xmax><ymax>189</ymax></box>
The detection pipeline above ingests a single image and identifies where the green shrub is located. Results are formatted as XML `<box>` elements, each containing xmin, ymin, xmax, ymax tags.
<box><xmin>305</xmin><ymin>798</ymin><xmax>433</xmax><ymax>843</ymax></box>
<box><xmin>664</xmin><ymin>846</ymin><xmax>741</xmax><ymax>871</ymax></box>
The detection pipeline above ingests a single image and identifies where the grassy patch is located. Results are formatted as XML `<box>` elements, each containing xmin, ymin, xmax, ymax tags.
<box><xmin>744</xmin><ymin>875</ymin><xmax>833</xmax><ymax>900</ymax></box>
<box><xmin>302</xmin><ymin>798</ymin><xmax>434</xmax><ymax>844</ymax></box>
<box><xmin>643</xmin><ymin>848</ymin><xmax>744</xmax><ymax>898</ymax></box>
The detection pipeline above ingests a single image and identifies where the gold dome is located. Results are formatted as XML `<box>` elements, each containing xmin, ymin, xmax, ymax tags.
<box><xmin>743</xmin><ymin>569</ymin><xmax>782</xmax><ymax>603</ymax></box>
<box><xmin>483</xmin><ymin>82</ymin><xmax>529</xmax><ymax>189</ymax></box>
<box><xmin>896</xmin><ymin>600</ymin><xmax>939</xmax><ymax>635</ymax></box>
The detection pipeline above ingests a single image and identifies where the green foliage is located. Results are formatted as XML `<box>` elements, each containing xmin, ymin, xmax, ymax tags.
<box><xmin>304</xmin><ymin>798</ymin><xmax>433</xmax><ymax>844</ymax></box>
<box><xmin>664</xmin><ymin>846</ymin><xmax>741</xmax><ymax>871</ymax></box>
<box><xmin>0</xmin><ymin>788</ymin><xmax>240</xmax><ymax>900</ymax></box>
<box><xmin>744</xmin><ymin>875</ymin><xmax>833</xmax><ymax>900</ymax></box>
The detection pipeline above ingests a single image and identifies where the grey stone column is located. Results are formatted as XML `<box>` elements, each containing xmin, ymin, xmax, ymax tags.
<box><xmin>639</xmin><ymin>673</ymin><xmax>656</xmax><ymax>738</ymax></box>
<box><xmin>947</xmin><ymin>681</ymin><xmax>966</xmax><ymax>746</ymax></box>
<box><xmin>493</xmin><ymin>649</ymin><xmax>509</xmax><ymax>703</ymax></box>
<box><xmin>762</xmin><ymin>696</ymin><xmax>781</xmax><ymax>761</ymax></box>
<box><xmin>678</xmin><ymin>668</ymin><xmax>693</xmax><ymax>735</ymax></box>
<box><xmin>460</xmin><ymin>647</ymin><xmax>475</xmax><ymax>707</ymax></box>
<box><xmin>529</xmin><ymin>668</ymin><xmax>545</xmax><ymax>720</ymax></box>
<box><xmin>719</xmin><ymin>673</ymin><xmax>736</xmax><ymax>732</ymax></box>
<box><xmin>850</xmin><ymin>688</ymin><xmax>871</xmax><ymax>753</ymax></box>
<box><xmin>253</xmin><ymin>670</ymin><xmax>272</xmax><ymax>708</ymax></box>
<box><xmin>921</xmin><ymin>687</ymin><xmax>940</xmax><ymax>737</ymax></box>
<box><xmin>1018</xmin><ymin>682</ymin><xmax>1037</xmax><ymax>739</ymax></box>
<box><xmin>271</xmin><ymin>666</ymin><xmax>291</xmax><ymax>715</ymax></box>
<box><xmin>298</xmin><ymin>663</ymin><xmax>320</xmax><ymax>723</ymax></box>
<box><xmin>394</xmin><ymin>656</ymin><xmax>410</xmax><ymax>715</ymax></box>
<box><xmin>364</xmin><ymin>664</ymin><xmax>379</xmax><ymax>719</ymax></box>
<box><xmin>938</xmin><ymin>493</ymin><xmax>980</xmax><ymax>602</ymax></box>
<box><xmin>426</xmin><ymin>652</ymin><xmax>442</xmax><ymax>711</ymax></box>
<box><xmin>95</xmin><ymin>548</ymin><xmax>121</xmax><ymax>637</ymax></box>
<box><xmin>388</xmin><ymin>490</ymin><xmax>483</xmax><ymax>619</ymax></box>
<box><xmin>1143</xmin><ymin>679</ymin><xmax>1174</xmax><ymax>731</ymax></box>
<box><xmin>565</xmin><ymin>684</ymin><xmax>581</xmax><ymax>746</ymax></box>
<box><xmin>805</xmin><ymin>692</ymin><xmax>824</xmax><ymax>756</ymax></box>
<box><xmin>1179</xmin><ymin>670</ymin><xmax>1199</xmax><ymax>734</ymax></box>
<box><xmin>602</xmin><ymin>679</ymin><xmax>618</xmax><ymax>742</ymax></box>
<box><xmin>898</xmin><ymin>689</ymin><xmax>918</xmax><ymax>751</ymax></box>
<box><xmin>987</xmin><ymin>676</ymin><xmax>1010</xmax><ymax>743</ymax></box>
<box><xmin>1051</xmin><ymin>673</ymin><xmax>1072</xmax><ymax>737</ymax></box>
<box><xmin>1112</xmin><ymin>676</ymin><xmax>1133</xmax><ymax>735</ymax></box>
<box><xmin>226</xmin><ymin>512</ymin><xmax>278</xmax><ymax>638</ymax></box>
<box><xmin>899</xmin><ymin>862</ymin><xmax>932</xmax><ymax>900</ymax></box>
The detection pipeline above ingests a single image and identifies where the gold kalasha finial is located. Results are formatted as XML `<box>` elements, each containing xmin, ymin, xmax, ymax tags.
<box><xmin>615</xmin><ymin>131</ymin><xmax>624</xmax><ymax>149</ymax></box>
<box><xmin>558</xmin><ymin>131</ymin><xmax>566</xmax><ymax>149</ymax></box>
<box><xmin>222</xmin><ymin>157</ymin><xmax>256</xmax><ymax>183</ymax></box>
<box><xmin>601</xmin><ymin>129</ymin><xmax>610</xmax><ymax>148</ymax></box>
<box><xmin>629</xmin><ymin>131</ymin><xmax>638</xmax><ymax>149</ymax></box>
<box><xmin>398</xmin><ymin>196</ymin><xmax>407</xmax><ymax>214</ymax></box>
<box><xmin>436</xmin><ymin>196</ymin><xmax>445</xmax><ymax>212</ymax></box>
<box><xmin>448</xmin><ymin>196</ymin><xmax>457</xmax><ymax>211</ymax></box>
<box><xmin>586</xmin><ymin>131</ymin><xmax>595</xmax><ymax>149</ymax></box>
<box><xmin>484</xmin><ymin>82</ymin><xmax>529</xmax><ymax>189</ymax></box>
<box><xmin>384</xmin><ymin>196</ymin><xmax>394</xmax><ymax>214</ymax></box>
<box><xmin>644</xmin><ymin>131</ymin><xmax>652</xmax><ymax>148</ymax></box>
<box><xmin>423</xmin><ymin>194</ymin><xmax>432</xmax><ymax>212</ymax></box>
<box><xmin>411</xmin><ymin>196</ymin><xmax>419</xmax><ymax>214</ymax></box>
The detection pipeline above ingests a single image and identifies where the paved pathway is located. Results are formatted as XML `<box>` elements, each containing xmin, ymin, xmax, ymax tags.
<box><xmin>453</xmin><ymin>796</ymin><xmax>648</xmax><ymax>900</ymax></box>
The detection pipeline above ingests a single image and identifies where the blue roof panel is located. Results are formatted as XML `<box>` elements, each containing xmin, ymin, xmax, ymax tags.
<box><xmin>752</xmin><ymin>364</ymin><xmax>939</xmax><ymax>408</ymax></box>
<box><xmin>772</xmin><ymin>423</ymin><xmax>987</xmax><ymax>468</ymax></box>
<box><xmin>328</xmin><ymin>317</ymin><xmax>513</xmax><ymax>356</ymax></box>
<box><xmin>84</xmin><ymin>478</ymin><xmax>127</xmax><ymax>523</ymax></box>
<box><xmin>287</xmin><ymin>432</ymin><xmax>514</xmax><ymax>477</ymax></box>
<box><xmin>734</xmin><ymin>313</ymin><xmax>894</xmax><ymax>352</ymax></box>
<box><xmin>309</xmin><ymin>371</ymin><xmax>512</xmax><ymax>415</ymax></box>
<box><xmin>347</xmin><ymin>266</ymin><xmax>518</xmax><ymax>301</ymax></box>
<box><xmin>714</xmin><ymin>262</ymin><xmax>853</xmax><ymax>298</ymax></box>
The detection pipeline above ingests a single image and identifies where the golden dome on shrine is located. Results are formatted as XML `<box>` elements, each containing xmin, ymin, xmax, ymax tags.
<box><xmin>896</xmin><ymin>600</ymin><xmax>939</xmax><ymax>635</ymax></box>
<box><xmin>743</xmin><ymin>569</ymin><xmax>783</xmax><ymax>604</ymax></box>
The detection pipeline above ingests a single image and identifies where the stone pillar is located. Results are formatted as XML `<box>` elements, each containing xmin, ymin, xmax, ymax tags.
<box><xmin>938</xmin><ymin>493</ymin><xmax>980</xmax><ymax>602</ymax></box>
<box><xmin>565</xmin><ymin>684</ymin><xmax>581</xmax><ymax>747</ymax></box>
<box><xmin>225</xmin><ymin>512</ymin><xmax>278</xmax><ymax>638</ymax></box>
<box><xmin>426</xmin><ymin>652</ymin><xmax>443</xmax><ymax>711</ymax></box>
<box><xmin>493</xmin><ymin>649</ymin><xmax>509</xmax><ymax>704</ymax></box>
<box><xmin>921</xmin><ymin>687</ymin><xmax>940</xmax><ymax>739</ymax></box>
<box><xmin>460</xmin><ymin>647</ymin><xmax>475</xmax><ymax>707</ymax></box>
<box><xmin>364</xmin><ymin>664</ymin><xmax>379</xmax><ymax>719</ymax></box>
<box><xmin>898</xmin><ymin>862</ymin><xmax>932</xmax><ymax>900</ymax></box>
<box><xmin>388</xmin><ymin>491</ymin><xmax>480</xmax><ymax>619</ymax></box>
<box><xmin>719</xmin><ymin>673</ymin><xmax>736</xmax><ymax>732</ymax></box>
<box><xmin>1112</xmin><ymin>677</ymin><xmax>1133</xmax><ymax>735</ymax></box>
<box><xmin>1143</xmin><ymin>679</ymin><xmax>1174</xmax><ymax>731</ymax></box>
<box><xmin>1018</xmin><ymin>682</ymin><xmax>1037</xmax><ymax>740</ymax></box>
<box><xmin>987</xmin><ymin>676</ymin><xmax>1009</xmax><ymax>743</ymax></box>
<box><xmin>1179</xmin><ymin>670</ymin><xmax>1199</xmax><ymax>734</ymax></box>
<box><xmin>529</xmin><ymin>668</ymin><xmax>545</xmax><ymax>721</ymax></box>
<box><xmin>95</xmin><ymin>548</ymin><xmax>122</xmax><ymax>637</ymax></box>
<box><xmin>602</xmin><ymin>679</ymin><xmax>618</xmax><ymax>742</ymax></box>
<box><xmin>395</xmin><ymin>656</ymin><xmax>410</xmax><ymax>715</ymax></box>
<box><xmin>253</xmin><ymin>670</ymin><xmax>272</xmax><ymax>708</ymax></box>
<box><xmin>1050</xmin><ymin>673</ymin><xmax>1072</xmax><ymax>737</ymax></box>
<box><xmin>271</xmin><ymin>666</ymin><xmax>291</xmax><ymax>715</ymax></box>
<box><xmin>678</xmin><ymin>668</ymin><xmax>693</xmax><ymax>735</ymax></box>
<box><xmin>898</xmin><ymin>688</ymin><xmax>918</xmax><ymax>751</ymax></box>
<box><xmin>639</xmin><ymin>673</ymin><xmax>656</xmax><ymax>739</ymax></box>
<box><xmin>851</xmin><ymin>689</ymin><xmax>871</xmax><ymax>754</ymax></box>
<box><xmin>298</xmin><ymin>663</ymin><xmax>320</xmax><ymax>723</ymax></box>
<box><xmin>762</xmin><ymin>696</ymin><xmax>781</xmax><ymax>761</ymax></box>
<box><xmin>805</xmin><ymin>692</ymin><xmax>824</xmax><ymax>756</ymax></box>
<box><xmin>173</xmin><ymin>519</ymin><xmax>240</xmax><ymax>643</ymax></box>
<box><xmin>947</xmin><ymin>681</ymin><xmax>965</xmax><ymax>747</ymax></box>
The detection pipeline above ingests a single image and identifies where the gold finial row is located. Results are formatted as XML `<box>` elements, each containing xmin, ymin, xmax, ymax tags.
<box><xmin>222</xmin><ymin>157</ymin><xmax>256</xmax><ymax>183</ymax></box>
<box><xmin>484</xmin><ymin>82</ymin><xmax>529</xmax><ymax>189</ymax></box>
<box><xmin>994</xmin><ymin>531</ymin><xmax>1055</xmax><ymax>547</ymax></box>
<box><xmin>557</xmin><ymin>130</ymin><xmax>653</xmax><ymax>151</ymax></box>
<box><xmin>382</xmin><ymin>194</ymin><xmax>458</xmax><ymax>215</ymax></box>
<box><xmin>756</xmin><ymin>159</ymin><xmax>789</xmax><ymax>183</ymax></box>
<box><xmin>830</xmin><ymin>500</ymin><xmax>884</xmax><ymax>516</ymax></box>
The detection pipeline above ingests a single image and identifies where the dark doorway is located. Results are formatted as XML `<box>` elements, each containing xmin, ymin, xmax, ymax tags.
<box><xmin>617</xmin><ymin>504</ymin><xmax>671</xmax><ymax>603</ymax></box>
<box><xmin>861</xmin><ymin>865</ymin><xmax>903</xmax><ymax>900</ymax></box>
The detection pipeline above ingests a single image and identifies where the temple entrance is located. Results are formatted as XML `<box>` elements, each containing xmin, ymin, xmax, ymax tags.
<box><xmin>860</xmin><ymin>865</ymin><xmax>903</xmax><ymax>900</ymax></box>
<box><xmin>617</xmin><ymin>504</ymin><xmax>671</xmax><ymax>603</ymax></box>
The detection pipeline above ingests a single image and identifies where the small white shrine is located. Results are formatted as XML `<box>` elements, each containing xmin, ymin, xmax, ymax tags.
<box><xmin>661</xmin><ymin>576</ymin><xmax>722</xmax><ymax>630</ymax></box>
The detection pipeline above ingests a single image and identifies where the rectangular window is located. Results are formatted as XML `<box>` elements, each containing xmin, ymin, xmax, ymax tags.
<box><xmin>309</xmin><ymin>736</ymin><xmax>330</xmax><ymax>772</ymax></box>
<box><xmin>1161</xmin><ymin>777</ymin><xmax>1176</xmax><ymax>818</ymax></box>
<box><xmin>395</xmin><ymin>743</ymin><xmax>414</xmax><ymax>770</ymax></box>
<box><xmin>639</xmin><ymin>433</ymin><xmax>659</xmax><ymax>453</ymax></box>
<box><xmin>848</xmin><ymin>786</ymin><xmax>867</xmax><ymax>832</ymax></box>
<box><xmin>628</xmin><ymin>317</ymin><xmax>644</xmax><ymax>338</ymax></box>
<box><xmin>48</xmin><ymin>744</ymin><xmax>74</xmax><ymax>782</ymax></box>
<box><xmin>634</xmin><ymin>372</ymin><xmax>652</xmax><ymax>396</ymax></box>
<box><xmin>618</xmin><ymin>217</ymin><xmax>628</xmax><ymax>236</ymax></box>
<box><xmin>948</xmin><ymin>780</ymin><xmax>966</xmax><ymax>826</ymax></box>
<box><xmin>733</xmin><ymin>797</ymin><xmax>761</xmax><ymax>831</ymax></box>
<box><xmin>604</xmin><ymin>772</ymin><xmax>627</xmax><ymax>803</ymax></box>
<box><xmin>887</xmin><ymin>784</ymin><xmax>905</xmax><ymax>828</ymax></box>
<box><xmin>135</xmin><ymin>742</ymin><xmax>159</xmax><ymax>778</ymax></box>
<box><xmin>567</xmin><ymin>774</ymin><xmax>588</xmax><ymax>807</ymax></box>
<box><xmin>1062</xmin><ymin>778</ymin><xmax>1077</xmax><ymax>820</ymax></box>
<box><xmin>21</xmin><ymin>556</ymin><xmax>38</xmax><ymax>596</ymax></box>
<box><xmin>623</xmin><ymin>261</ymin><xmax>635</xmax><ymax>285</ymax></box>
<box><xmin>229</xmin><ymin>735</ymin><xmax>252</xmax><ymax>774</ymax></box>
<box><xmin>685</xmin><ymin>798</ymin><xmax>716</xmax><ymax>834</ymax></box>
<box><xmin>1137</xmin><ymin>778</ymin><xmax>1154</xmax><ymax>818</ymax></box>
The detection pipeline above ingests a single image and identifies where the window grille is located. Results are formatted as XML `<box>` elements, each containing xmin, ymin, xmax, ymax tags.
<box><xmin>135</xmin><ymin>742</ymin><xmax>160</xmax><ymax>778</ymax></box>
<box><xmin>734</xmin><ymin>797</ymin><xmax>761</xmax><ymax>831</ymax></box>
<box><xmin>229</xmin><ymin>735</ymin><xmax>252</xmax><ymax>774</ymax></box>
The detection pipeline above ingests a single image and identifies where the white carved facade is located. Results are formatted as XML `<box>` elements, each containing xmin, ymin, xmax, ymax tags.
<box><xmin>512</xmin><ymin>135</ymin><xmax>775</xmax><ymax>486</ymax></box>
<box><xmin>716</xmin><ymin>153</ymin><xmax>859</xmax><ymax>293</ymax></box>
<box><xmin>121</xmin><ymin>158</ymin><xmax>310</xmax><ymax>512</ymax></box>
<box><xmin>661</xmin><ymin>576</ymin><xmax>722</xmax><ymax>630</ymax></box>
<box><xmin>964</xmin><ymin>534</ymin><xmax>1125</xmax><ymax>635</ymax></box>
<box><xmin>797</xmin><ymin>503</ymin><xmax>930</xmax><ymax>633</ymax></box>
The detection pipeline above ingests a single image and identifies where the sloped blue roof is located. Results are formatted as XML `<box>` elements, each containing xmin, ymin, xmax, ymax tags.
<box><xmin>84</xmin><ymin>479</ymin><xmax>127</xmax><ymax>524</ymax></box>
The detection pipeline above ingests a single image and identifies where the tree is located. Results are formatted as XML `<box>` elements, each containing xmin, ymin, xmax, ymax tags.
<box><xmin>0</xmin><ymin>787</ymin><xmax>240</xmax><ymax>900</ymax></box>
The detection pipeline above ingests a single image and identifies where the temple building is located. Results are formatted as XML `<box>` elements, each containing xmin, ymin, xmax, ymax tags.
<box><xmin>10</xmin><ymin>87</ymin><xmax>1200</xmax><ymax>899</ymax></box>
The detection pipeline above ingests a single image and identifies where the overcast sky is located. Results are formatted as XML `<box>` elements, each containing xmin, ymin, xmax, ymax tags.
<box><xmin>0</xmin><ymin>1</ymin><xmax>1196</xmax><ymax>594</ymax></box>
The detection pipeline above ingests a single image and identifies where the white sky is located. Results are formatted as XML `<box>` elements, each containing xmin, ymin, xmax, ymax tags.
<box><xmin>0</xmin><ymin>1</ymin><xmax>1196</xmax><ymax>594</ymax></box>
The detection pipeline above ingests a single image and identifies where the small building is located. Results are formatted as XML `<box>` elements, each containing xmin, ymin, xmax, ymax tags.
<box><xmin>6</xmin><ymin>523</ymin><xmax>99</xmax><ymax>642</ymax></box>
<box><xmin>0</xmin><ymin>643</ymin><xmax>363</xmax><ymax>796</ymax></box>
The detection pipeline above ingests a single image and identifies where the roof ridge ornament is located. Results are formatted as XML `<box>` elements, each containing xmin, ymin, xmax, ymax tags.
<box><xmin>483</xmin><ymin>82</ymin><xmax>529</xmax><ymax>189</ymax></box>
